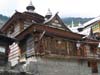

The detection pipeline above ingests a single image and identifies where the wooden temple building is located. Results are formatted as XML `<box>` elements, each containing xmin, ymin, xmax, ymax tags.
<box><xmin>1</xmin><ymin>1</ymin><xmax>100</xmax><ymax>75</ymax></box>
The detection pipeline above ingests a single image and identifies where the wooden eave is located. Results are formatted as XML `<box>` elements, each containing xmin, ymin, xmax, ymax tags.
<box><xmin>22</xmin><ymin>12</ymin><xmax>44</xmax><ymax>23</ymax></box>
<box><xmin>1</xmin><ymin>11</ymin><xmax>22</xmax><ymax>32</ymax></box>
<box><xmin>0</xmin><ymin>34</ymin><xmax>17</xmax><ymax>45</ymax></box>
<box><xmin>1</xmin><ymin>11</ymin><xmax>45</xmax><ymax>32</ymax></box>
<box><xmin>23</xmin><ymin>12</ymin><xmax>44</xmax><ymax>22</ymax></box>
<box><xmin>15</xmin><ymin>24</ymin><xmax>84</xmax><ymax>40</ymax></box>
<box><xmin>81</xmin><ymin>21</ymin><xmax>99</xmax><ymax>31</ymax></box>
<box><xmin>44</xmin><ymin>13</ymin><xmax>71</xmax><ymax>31</ymax></box>
<box><xmin>84</xmin><ymin>21</ymin><xmax>98</xmax><ymax>29</ymax></box>
<box><xmin>83</xmin><ymin>38</ymin><xmax>100</xmax><ymax>46</ymax></box>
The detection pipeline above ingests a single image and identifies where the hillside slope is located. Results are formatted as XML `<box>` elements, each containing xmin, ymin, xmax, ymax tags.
<box><xmin>0</xmin><ymin>14</ymin><xmax>9</xmax><ymax>28</ymax></box>
<box><xmin>0</xmin><ymin>14</ymin><xmax>93</xmax><ymax>28</ymax></box>
<box><xmin>62</xmin><ymin>17</ymin><xmax>93</xmax><ymax>26</ymax></box>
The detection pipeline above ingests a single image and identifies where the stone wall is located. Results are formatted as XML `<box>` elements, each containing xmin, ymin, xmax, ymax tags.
<box><xmin>23</xmin><ymin>57</ymin><xmax>100</xmax><ymax>75</ymax></box>
<box><xmin>3</xmin><ymin>57</ymin><xmax>100</xmax><ymax>75</ymax></box>
<box><xmin>36</xmin><ymin>58</ymin><xmax>91</xmax><ymax>75</ymax></box>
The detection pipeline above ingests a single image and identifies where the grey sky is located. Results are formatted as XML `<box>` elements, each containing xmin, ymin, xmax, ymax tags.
<box><xmin>0</xmin><ymin>0</ymin><xmax>100</xmax><ymax>18</ymax></box>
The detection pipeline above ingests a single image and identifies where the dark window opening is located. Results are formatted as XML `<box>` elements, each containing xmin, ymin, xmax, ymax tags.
<box><xmin>88</xmin><ymin>61</ymin><xmax>91</xmax><ymax>67</ymax></box>
<box><xmin>91</xmin><ymin>62</ymin><xmax>98</xmax><ymax>73</ymax></box>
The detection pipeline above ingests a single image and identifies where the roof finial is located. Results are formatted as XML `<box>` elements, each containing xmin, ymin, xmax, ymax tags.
<box><xmin>47</xmin><ymin>8</ymin><xmax>52</xmax><ymax>16</ymax></box>
<box><xmin>71</xmin><ymin>20</ymin><xmax>74</xmax><ymax>28</ymax></box>
<box><xmin>26</xmin><ymin>0</ymin><xmax>35</xmax><ymax>13</ymax></box>
<box><xmin>45</xmin><ymin>8</ymin><xmax>52</xmax><ymax>19</ymax></box>
<box><xmin>30</xmin><ymin>0</ymin><xmax>33</xmax><ymax>5</ymax></box>
<box><xmin>78</xmin><ymin>22</ymin><xmax>82</xmax><ymax>26</ymax></box>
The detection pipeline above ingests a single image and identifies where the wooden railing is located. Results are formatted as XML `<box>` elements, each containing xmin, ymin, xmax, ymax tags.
<box><xmin>19</xmin><ymin>50</ymin><xmax>100</xmax><ymax>60</ymax></box>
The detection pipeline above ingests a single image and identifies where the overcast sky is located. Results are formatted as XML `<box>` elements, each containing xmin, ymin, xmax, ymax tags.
<box><xmin>0</xmin><ymin>0</ymin><xmax>100</xmax><ymax>18</ymax></box>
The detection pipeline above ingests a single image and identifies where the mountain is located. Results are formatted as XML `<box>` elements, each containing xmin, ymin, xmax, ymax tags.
<box><xmin>62</xmin><ymin>17</ymin><xmax>93</xmax><ymax>26</ymax></box>
<box><xmin>0</xmin><ymin>14</ymin><xmax>94</xmax><ymax>28</ymax></box>
<box><xmin>0</xmin><ymin>14</ymin><xmax>9</xmax><ymax>28</ymax></box>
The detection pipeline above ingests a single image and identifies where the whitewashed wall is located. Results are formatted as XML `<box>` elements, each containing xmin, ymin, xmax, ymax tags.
<box><xmin>24</xmin><ymin>57</ymin><xmax>94</xmax><ymax>75</ymax></box>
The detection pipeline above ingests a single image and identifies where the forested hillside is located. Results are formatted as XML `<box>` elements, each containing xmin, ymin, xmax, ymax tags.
<box><xmin>62</xmin><ymin>17</ymin><xmax>93</xmax><ymax>26</ymax></box>
<box><xmin>0</xmin><ymin>14</ymin><xmax>9</xmax><ymax>28</ymax></box>
<box><xmin>0</xmin><ymin>14</ymin><xmax>94</xmax><ymax>28</ymax></box>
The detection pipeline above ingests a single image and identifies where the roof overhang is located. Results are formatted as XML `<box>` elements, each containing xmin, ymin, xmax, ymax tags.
<box><xmin>15</xmin><ymin>24</ymin><xmax>84</xmax><ymax>41</ymax></box>
<box><xmin>0</xmin><ymin>34</ymin><xmax>17</xmax><ymax>45</ymax></box>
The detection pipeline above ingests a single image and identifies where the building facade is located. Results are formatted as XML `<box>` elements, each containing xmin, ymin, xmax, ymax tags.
<box><xmin>1</xmin><ymin>1</ymin><xmax>100</xmax><ymax>75</ymax></box>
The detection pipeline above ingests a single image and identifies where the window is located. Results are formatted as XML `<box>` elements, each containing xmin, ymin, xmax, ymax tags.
<box><xmin>87</xmin><ymin>61</ymin><xmax>98</xmax><ymax>73</ymax></box>
<box><xmin>26</xmin><ymin>36</ymin><xmax>34</xmax><ymax>57</ymax></box>
<box><xmin>87</xmin><ymin>61</ymin><xmax>91</xmax><ymax>67</ymax></box>
<box><xmin>24</xmin><ymin>21</ymin><xmax>32</xmax><ymax>29</ymax></box>
<box><xmin>55</xmin><ymin>40</ymin><xmax>66</xmax><ymax>50</ymax></box>
<box><xmin>0</xmin><ymin>46</ymin><xmax>5</xmax><ymax>53</ymax></box>
<box><xmin>92</xmin><ymin>24</ymin><xmax>99</xmax><ymax>31</ymax></box>
<box><xmin>8</xmin><ymin>26</ymin><xmax>14</xmax><ymax>34</ymax></box>
<box><xmin>26</xmin><ymin>37</ymin><xmax>34</xmax><ymax>50</ymax></box>
<box><xmin>51</xmin><ymin>23</ymin><xmax>62</xmax><ymax>27</ymax></box>
<box><xmin>66</xmin><ymin>41</ymin><xmax>77</xmax><ymax>56</ymax></box>
<box><xmin>14</xmin><ymin>24</ymin><xmax>20</xmax><ymax>33</ymax></box>
<box><xmin>54</xmin><ymin>20</ymin><xmax>59</xmax><ymax>23</ymax></box>
<box><xmin>51</xmin><ymin>20</ymin><xmax>62</xmax><ymax>27</ymax></box>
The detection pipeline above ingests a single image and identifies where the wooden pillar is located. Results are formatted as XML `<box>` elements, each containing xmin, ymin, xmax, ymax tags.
<box><xmin>31</xmin><ymin>32</ymin><xmax>44</xmax><ymax>55</ymax></box>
